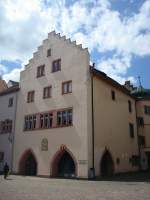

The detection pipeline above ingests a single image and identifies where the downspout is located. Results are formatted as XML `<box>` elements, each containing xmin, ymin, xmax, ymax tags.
<box><xmin>90</xmin><ymin>63</ymin><xmax>95</xmax><ymax>178</ymax></box>
<box><xmin>135</xmin><ymin>100</ymin><xmax>141</xmax><ymax>171</ymax></box>
<box><xmin>11</xmin><ymin>91</ymin><xmax>18</xmax><ymax>173</ymax></box>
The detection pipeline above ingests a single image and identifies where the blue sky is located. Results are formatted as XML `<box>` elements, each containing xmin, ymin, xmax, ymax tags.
<box><xmin>0</xmin><ymin>0</ymin><xmax>150</xmax><ymax>88</ymax></box>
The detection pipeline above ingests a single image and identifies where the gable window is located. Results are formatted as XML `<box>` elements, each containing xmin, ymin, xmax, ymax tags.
<box><xmin>27</xmin><ymin>91</ymin><xmax>35</xmax><ymax>103</ymax></box>
<box><xmin>47</xmin><ymin>49</ymin><xmax>51</xmax><ymax>57</ymax></box>
<box><xmin>129</xmin><ymin>123</ymin><xmax>134</xmax><ymax>138</ymax></box>
<box><xmin>111</xmin><ymin>90</ymin><xmax>115</xmax><ymax>100</ymax></box>
<box><xmin>57</xmin><ymin>109</ymin><xmax>73</xmax><ymax>126</ymax></box>
<box><xmin>52</xmin><ymin>59</ymin><xmax>61</xmax><ymax>72</ymax></box>
<box><xmin>62</xmin><ymin>81</ymin><xmax>72</xmax><ymax>94</ymax></box>
<box><xmin>8</xmin><ymin>97</ymin><xmax>13</xmax><ymax>107</ymax></box>
<box><xmin>43</xmin><ymin>86</ymin><xmax>52</xmax><ymax>99</ymax></box>
<box><xmin>128</xmin><ymin>100</ymin><xmax>132</xmax><ymax>113</ymax></box>
<box><xmin>37</xmin><ymin>65</ymin><xmax>45</xmax><ymax>78</ymax></box>
<box><xmin>144</xmin><ymin>105</ymin><xmax>150</xmax><ymax>115</ymax></box>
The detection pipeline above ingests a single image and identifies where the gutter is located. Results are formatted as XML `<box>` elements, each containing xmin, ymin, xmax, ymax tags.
<box><xmin>135</xmin><ymin>100</ymin><xmax>141</xmax><ymax>171</ymax></box>
<box><xmin>90</xmin><ymin>63</ymin><xmax>95</xmax><ymax>178</ymax></box>
<box><xmin>11</xmin><ymin>91</ymin><xmax>18</xmax><ymax>172</ymax></box>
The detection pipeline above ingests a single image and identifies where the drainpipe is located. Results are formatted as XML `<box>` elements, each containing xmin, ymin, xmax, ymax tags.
<box><xmin>90</xmin><ymin>63</ymin><xmax>95</xmax><ymax>179</ymax></box>
<box><xmin>11</xmin><ymin>91</ymin><xmax>18</xmax><ymax>173</ymax></box>
<box><xmin>135</xmin><ymin>100</ymin><xmax>141</xmax><ymax>171</ymax></box>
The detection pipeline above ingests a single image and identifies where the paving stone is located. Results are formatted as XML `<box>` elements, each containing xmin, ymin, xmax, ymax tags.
<box><xmin>0</xmin><ymin>175</ymin><xmax>150</xmax><ymax>200</ymax></box>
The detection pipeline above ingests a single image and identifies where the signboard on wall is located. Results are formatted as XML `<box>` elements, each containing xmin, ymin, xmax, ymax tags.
<box><xmin>41</xmin><ymin>138</ymin><xmax>48</xmax><ymax>151</ymax></box>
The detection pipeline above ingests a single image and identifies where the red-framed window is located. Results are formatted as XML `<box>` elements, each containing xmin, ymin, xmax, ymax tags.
<box><xmin>57</xmin><ymin>109</ymin><xmax>73</xmax><ymax>126</ymax></box>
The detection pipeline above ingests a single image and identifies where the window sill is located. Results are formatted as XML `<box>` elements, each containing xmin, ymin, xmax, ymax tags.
<box><xmin>23</xmin><ymin>124</ymin><xmax>73</xmax><ymax>132</ymax></box>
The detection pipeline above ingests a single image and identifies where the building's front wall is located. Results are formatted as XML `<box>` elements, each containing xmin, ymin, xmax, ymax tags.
<box><xmin>0</xmin><ymin>92</ymin><xmax>18</xmax><ymax>172</ymax></box>
<box><xmin>93</xmin><ymin>76</ymin><xmax>139</xmax><ymax>176</ymax></box>
<box><xmin>13</xmin><ymin>32</ymin><xmax>91</xmax><ymax>178</ymax></box>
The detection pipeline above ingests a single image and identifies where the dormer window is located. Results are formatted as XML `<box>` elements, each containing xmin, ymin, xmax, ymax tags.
<box><xmin>47</xmin><ymin>49</ymin><xmax>51</xmax><ymax>57</ymax></box>
<box><xmin>52</xmin><ymin>59</ymin><xmax>61</xmax><ymax>72</ymax></box>
<box><xmin>37</xmin><ymin>65</ymin><xmax>45</xmax><ymax>78</ymax></box>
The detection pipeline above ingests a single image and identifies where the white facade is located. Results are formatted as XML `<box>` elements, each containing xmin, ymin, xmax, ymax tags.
<box><xmin>0</xmin><ymin>87</ymin><xmax>18</xmax><ymax>172</ymax></box>
<box><xmin>13</xmin><ymin>31</ymin><xmax>91</xmax><ymax>178</ymax></box>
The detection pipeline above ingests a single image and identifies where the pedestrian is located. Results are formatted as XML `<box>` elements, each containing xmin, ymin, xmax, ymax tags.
<box><xmin>3</xmin><ymin>162</ymin><xmax>9</xmax><ymax>179</ymax></box>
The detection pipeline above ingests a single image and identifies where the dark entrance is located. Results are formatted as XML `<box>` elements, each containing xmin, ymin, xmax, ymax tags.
<box><xmin>100</xmin><ymin>150</ymin><xmax>114</xmax><ymax>176</ymax></box>
<box><xmin>58</xmin><ymin>152</ymin><xmax>75</xmax><ymax>178</ymax></box>
<box><xmin>146</xmin><ymin>152</ymin><xmax>150</xmax><ymax>171</ymax></box>
<box><xmin>19</xmin><ymin>150</ymin><xmax>37</xmax><ymax>176</ymax></box>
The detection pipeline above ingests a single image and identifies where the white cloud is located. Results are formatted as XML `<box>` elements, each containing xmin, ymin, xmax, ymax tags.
<box><xmin>0</xmin><ymin>0</ymin><xmax>150</xmax><ymax>84</ymax></box>
<box><xmin>3</xmin><ymin>66</ymin><xmax>24</xmax><ymax>82</ymax></box>
<box><xmin>0</xmin><ymin>63</ymin><xmax>8</xmax><ymax>74</ymax></box>
<box><xmin>97</xmin><ymin>54</ymin><xmax>136</xmax><ymax>84</ymax></box>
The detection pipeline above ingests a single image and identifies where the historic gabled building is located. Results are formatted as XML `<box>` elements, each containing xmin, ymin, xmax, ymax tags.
<box><xmin>0</xmin><ymin>81</ymin><xmax>19</xmax><ymax>172</ymax></box>
<box><xmin>12</xmin><ymin>31</ymin><xmax>141</xmax><ymax>178</ymax></box>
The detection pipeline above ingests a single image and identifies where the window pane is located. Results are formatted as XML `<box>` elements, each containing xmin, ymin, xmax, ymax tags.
<box><xmin>62</xmin><ymin>111</ymin><xmax>67</xmax><ymax>125</ymax></box>
<box><xmin>57</xmin><ymin>112</ymin><xmax>62</xmax><ymax>126</ymax></box>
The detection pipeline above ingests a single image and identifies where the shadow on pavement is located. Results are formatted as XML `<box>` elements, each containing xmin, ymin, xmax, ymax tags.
<box><xmin>96</xmin><ymin>171</ymin><xmax>150</xmax><ymax>183</ymax></box>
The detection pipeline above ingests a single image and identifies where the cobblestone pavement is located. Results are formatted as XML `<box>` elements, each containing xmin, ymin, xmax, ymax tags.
<box><xmin>0</xmin><ymin>175</ymin><xmax>150</xmax><ymax>200</ymax></box>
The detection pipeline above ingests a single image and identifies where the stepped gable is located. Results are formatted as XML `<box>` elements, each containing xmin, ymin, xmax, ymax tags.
<box><xmin>25</xmin><ymin>30</ymin><xmax>88</xmax><ymax>68</ymax></box>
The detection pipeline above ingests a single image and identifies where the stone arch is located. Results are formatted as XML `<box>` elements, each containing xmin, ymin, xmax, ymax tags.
<box><xmin>51</xmin><ymin>145</ymin><xmax>78</xmax><ymax>178</ymax></box>
<box><xmin>100</xmin><ymin>149</ymin><xmax>114</xmax><ymax>177</ymax></box>
<box><xmin>18</xmin><ymin>149</ymin><xmax>38</xmax><ymax>176</ymax></box>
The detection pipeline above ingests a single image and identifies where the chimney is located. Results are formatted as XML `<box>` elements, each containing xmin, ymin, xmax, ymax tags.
<box><xmin>124</xmin><ymin>81</ymin><xmax>134</xmax><ymax>92</ymax></box>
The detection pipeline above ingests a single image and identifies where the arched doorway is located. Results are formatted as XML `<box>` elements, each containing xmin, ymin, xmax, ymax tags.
<box><xmin>100</xmin><ymin>150</ymin><xmax>114</xmax><ymax>177</ymax></box>
<box><xmin>51</xmin><ymin>147</ymin><xmax>77</xmax><ymax>178</ymax></box>
<box><xmin>19</xmin><ymin>150</ymin><xmax>37</xmax><ymax>176</ymax></box>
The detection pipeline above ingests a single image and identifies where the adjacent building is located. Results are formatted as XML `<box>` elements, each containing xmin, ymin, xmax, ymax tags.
<box><xmin>132</xmin><ymin>88</ymin><xmax>150</xmax><ymax>171</ymax></box>
<box><xmin>12</xmin><ymin>31</ymin><xmax>140</xmax><ymax>178</ymax></box>
<box><xmin>0</xmin><ymin>81</ymin><xmax>19</xmax><ymax>172</ymax></box>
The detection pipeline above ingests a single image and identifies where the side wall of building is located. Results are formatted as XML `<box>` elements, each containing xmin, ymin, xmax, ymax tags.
<box><xmin>92</xmin><ymin>76</ymin><xmax>139</xmax><ymax>176</ymax></box>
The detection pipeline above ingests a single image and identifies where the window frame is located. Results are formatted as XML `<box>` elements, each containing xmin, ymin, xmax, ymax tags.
<box><xmin>0</xmin><ymin>152</ymin><xmax>4</xmax><ymax>162</ymax></box>
<box><xmin>57</xmin><ymin>108</ymin><xmax>73</xmax><ymax>127</ymax></box>
<box><xmin>8</xmin><ymin>97</ymin><xmax>13</xmax><ymax>107</ymax></box>
<box><xmin>128</xmin><ymin>100</ymin><xmax>132</xmax><ymax>113</ymax></box>
<box><xmin>144</xmin><ymin>105</ymin><xmax>150</xmax><ymax>115</ymax></box>
<box><xmin>129</xmin><ymin>123</ymin><xmax>134</xmax><ymax>138</ymax></box>
<box><xmin>52</xmin><ymin>59</ymin><xmax>61</xmax><ymax>73</ymax></box>
<box><xmin>37</xmin><ymin>65</ymin><xmax>45</xmax><ymax>78</ymax></box>
<box><xmin>27</xmin><ymin>91</ymin><xmax>35</xmax><ymax>103</ymax></box>
<box><xmin>43</xmin><ymin>86</ymin><xmax>52</xmax><ymax>99</ymax></box>
<box><xmin>62</xmin><ymin>80</ymin><xmax>72</xmax><ymax>94</ymax></box>
<box><xmin>47</xmin><ymin>49</ymin><xmax>51</xmax><ymax>57</ymax></box>
<box><xmin>111</xmin><ymin>90</ymin><xmax>115</xmax><ymax>101</ymax></box>
<box><xmin>0</xmin><ymin>119</ymin><xmax>12</xmax><ymax>134</ymax></box>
